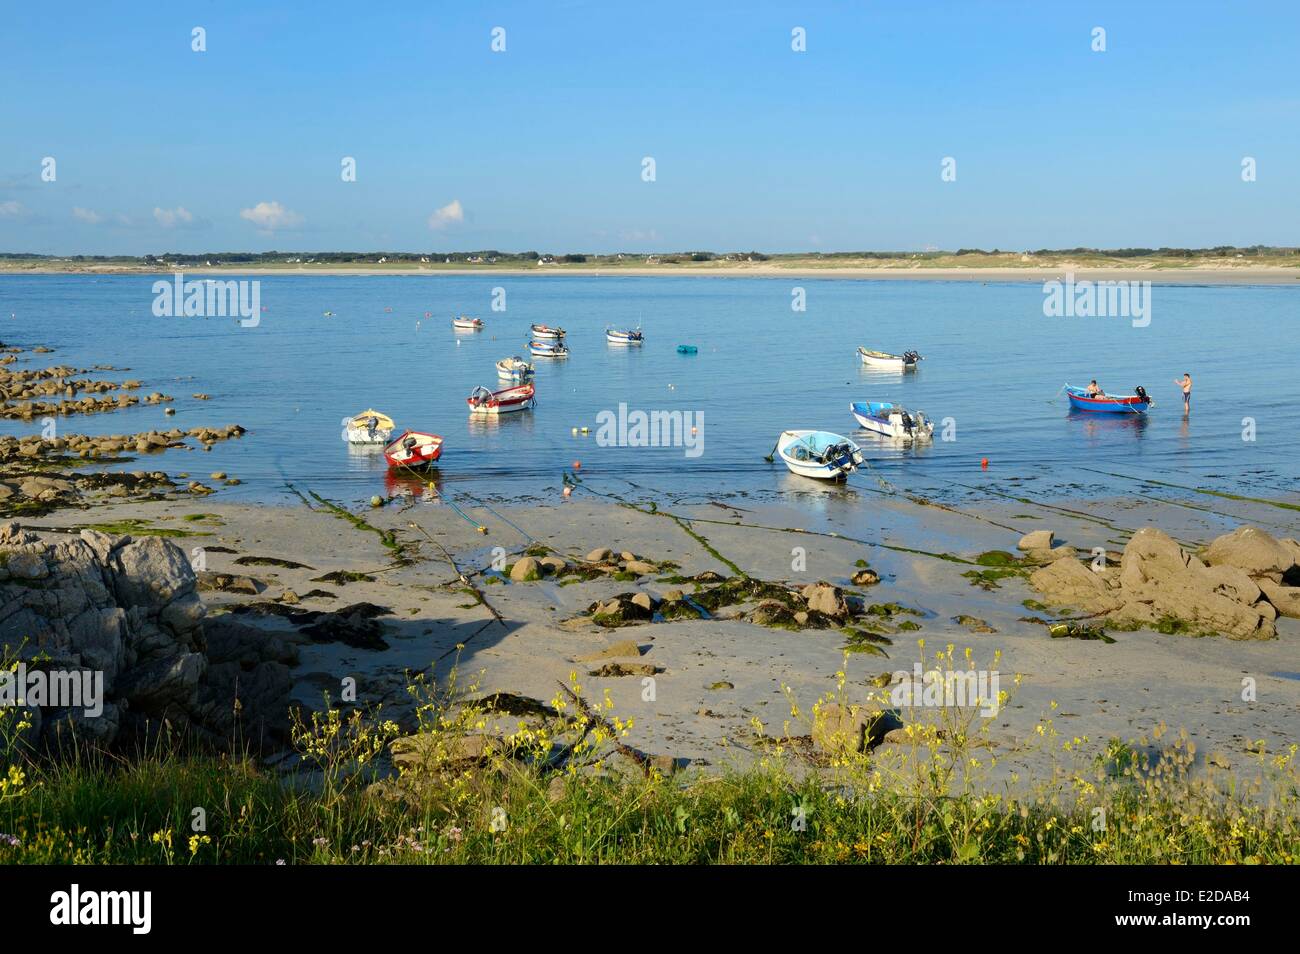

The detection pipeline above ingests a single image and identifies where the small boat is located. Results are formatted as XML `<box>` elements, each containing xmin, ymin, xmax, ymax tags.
<box><xmin>775</xmin><ymin>430</ymin><xmax>863</xmax><ymax>481</ymax></box>
<box><xmin>452</xmin><ymin>316</ymin><xmax>483</xmax><ymax>331</ymax></box>
<box><xmin>858</xmin><ymin>347</ymin><xmax>921</xmax><ymax>370</ymax></box>
<box><xmin>1065</xmin><ymin>384</ymin><xmax>1153</xmax><ymax>414</ymax></box>
<box><xmin>529</xmin><ymin>339</ymin><xmax>569</xmax><ymax>358</ymax></box>
<box><xmin>850</xmin><ymin>402</ymin><xmax>934</xmax><ymax>441</ymax></box>
<box><xmin>676</xmin><ymin>344</ymin><xmax>698</xmax><ymax>355</ymax></box>
<box><xmin>343</xmin><ymin>408</ymin><xmax>395</xmax><ymax>445</ymax></box>
<box><xmin>383</xmin><ymin>430</ymin><xmax>444</xmax><ymax>469</ymax></box>
<box><xmin>530</xmin><ymin>323</ymin><xmax>566</xmax><ymax>339</ymax></box>
<box><xmin>605</xmin><ymin>327</ymin><xmax>643</xmax><ymax>345</ymax></box>
<box><xmin>496</xmin><ymin>356</ymin><xmax>535</xmax><ymax>382</ymax></box>
<box><xmin>467</xmin><ymin>383</ymin><xmax>535</xmax><ymax>416</ymax></box>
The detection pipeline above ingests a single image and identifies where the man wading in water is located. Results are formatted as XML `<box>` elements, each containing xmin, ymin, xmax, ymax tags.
<box><xmin>1175</xmin><ymin>372</ymin><xmax>1192</xmax><ymax>415</ymax></box>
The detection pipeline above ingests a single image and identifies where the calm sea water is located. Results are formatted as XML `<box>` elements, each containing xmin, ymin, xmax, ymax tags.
<box><xmin>2</xmin><ymin>274</ymin><xmax>1297</xmax><ymax>508</ymax></box>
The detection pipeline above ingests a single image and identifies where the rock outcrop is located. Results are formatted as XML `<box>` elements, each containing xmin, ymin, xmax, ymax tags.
<box><xmin>0</xmin><ymin>521</ymin><xmax>294</xmax><ymax>750</ymax></box>
<box><xmin>1030</xmin><ymin>525</ymin><xmax>1298</xmax><ymax>640</ymax></box>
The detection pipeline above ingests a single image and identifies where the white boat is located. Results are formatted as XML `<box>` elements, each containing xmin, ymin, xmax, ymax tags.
<box><xmin>850</xmin><ymin>401</ymin><xmax>934</xmax><ymax>441</ymax></box>
<box><xmin>453</xmin><ymin>316</ymin><xmax>484</xmax><ymax>331</ymax></box>
<box><xmin>530</xmin><ymin>323</ymin><xmax>566</xmax><ymax>339</ymax></box>
<box><xmin>467</xmin><ymin>383</ymin><xmax>535</xmax><ymax>416</ymax></box>
<box><xmin>605</xmin><ymin>327</ymin><xmax>643</xmax><ymax>345</ymax></box>
<box><xmin>343</xmin><ymin>409</ymin><xmax>395</xmax><ymax>445</ymax></box>
<box><xmin>858</xmin><ymin>347</ymin><xmax>921</xmax><ymax>370</ymax></box>
<box><xmin>496</xmin><ymin>356</ymin><xmax>535</xmax><ymax>382</ymax></box>
<box><xmin>529</xmin><ymin>339</ymin><xmax>569</xmax><ymax>358</ymax></box>
<box><xmin>775</xmin><ymin>430</ymin><xmax>863</xmax><ymax>481</ymax></box>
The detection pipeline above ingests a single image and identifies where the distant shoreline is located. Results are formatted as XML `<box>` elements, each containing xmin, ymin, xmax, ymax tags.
<box><xmin>3</xmin><ymin>263</ymin><xmax>1299</xmax><ymax>285</ymax></box>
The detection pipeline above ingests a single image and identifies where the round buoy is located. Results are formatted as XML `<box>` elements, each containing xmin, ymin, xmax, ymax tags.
<box><xmin>425</xmin><ymin>311</ymin><xmax>432</xmax><ymax>318</ymax></box>
<box><xmin>981</xmin><ymin>458</ymin><xmax>989</xmax><ymax>469</ymax></box>
<box><xmin>573</xmin><ymin>460</ymin><xmax>581</xmax><ymax>470</ymax></box>
<box><xmin>571</xmin><ymin>427</ymin><xmax>578</xmax><ymax>436</ymax></box>
<box><xmin>370</xmin><ymin>495</ymin><xmax>383</xmax><ymax>508</ymax></box>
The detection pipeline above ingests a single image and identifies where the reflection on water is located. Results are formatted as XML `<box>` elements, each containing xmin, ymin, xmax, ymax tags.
<box><xmin>384</xmin><ymin>468</ymin><xmax>443</xmax><ymax>501</ymax></box>
<box><xmin>1070</xmin><ymin>410</ymin><xmax>1151</xmax><ymax>442</ymax></box>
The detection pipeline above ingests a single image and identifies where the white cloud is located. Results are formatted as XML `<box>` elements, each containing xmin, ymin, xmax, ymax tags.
<box><xmin>0</xmin><ymin>200</ymin><xmax>24</xmax><ymax>219</ymax></box>
<box><xmin>153</xmin><ymin>206</ymin><xmax>195</xmax><ymax>228</ymax></box>
<box><xmin>239</xmin><ymin>200</ymin><xmax>303</xmax><ymax>231</ymax></box>
<box><xmin>427</xmin><ymin>199</ymin><xmax>464</xmax><ymax>230</ymax></box>
<box><xmin>73</xmin><ymin>206</ymin><xmax>103</xmax><ymax>225</ymax></box>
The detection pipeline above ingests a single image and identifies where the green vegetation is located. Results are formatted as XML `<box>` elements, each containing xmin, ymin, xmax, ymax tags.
<box><xmin>4</xmin><ymin>656</ymin><xmax>1297</xmax><ymax>865</ymax></box>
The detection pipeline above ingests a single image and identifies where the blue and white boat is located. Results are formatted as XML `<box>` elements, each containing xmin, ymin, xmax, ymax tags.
<box><xmin>529</xmin><ymin>339</ymin><xmax>569</xmax><ymax>358</ymax></box>
<box><xmin>775</xmin><ymin>430</ymin><xmax>863</xmax><ymax>481</ymax></box>
<box><xmin>1064</xmin><ymin>384</ymin><xmax>1152</xmax><ymax>414</ymax></box>
<box><xmin>850</xmin><ymin>401</ymin><xmax>935</xmax><ymax>441</ymax></box>
<box><xmin>496</xmin><ymin>356</ymin><xmax>535</xmax><ymax>382</ymax></box>
<box><xmin>605</xmin><ymin>327</ymin><xmax>643</xmax><ymax>345</ymax></box>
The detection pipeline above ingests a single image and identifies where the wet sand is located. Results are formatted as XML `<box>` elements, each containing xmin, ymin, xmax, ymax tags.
<box><xmin>21</xmin><ymin>481</ymin><xmax>1300</xmax><ymax>789</ymax></box>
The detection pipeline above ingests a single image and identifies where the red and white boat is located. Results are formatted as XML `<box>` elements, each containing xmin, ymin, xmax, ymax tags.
<box><xmin>466</xmin><ymin>383</ymin><xmax>535</xmax><ymax>416</ymax></box>
<box><xmin>383</xmin><ymin>430</ymin><xmax>444</xmax><ymax>469</ymax></box>
<box><xmin>452</xmin><ymin>316</ymin><xmax>484</xmax><ymax>331</ymax></box>
<box><xmin>530</xmin><ymin>323</ymin><xmax>565</xmax><ymax>339</ymax></box>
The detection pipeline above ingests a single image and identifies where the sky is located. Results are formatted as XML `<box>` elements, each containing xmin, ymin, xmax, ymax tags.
<box><xmin>1</xmin><ymin>0</ymin><xmax>1297</xmax><ymax>255</ymax></box>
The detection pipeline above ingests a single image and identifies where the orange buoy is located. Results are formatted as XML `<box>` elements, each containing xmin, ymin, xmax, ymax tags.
<box><xmin>572</xmin><ymin>460</ymin><xmax>581</xmax><ymax>470</ymax></box>
<box><xmin>981</xmin><ymin>458</ymin><xmax>989</xmax><ymax>469</ymax></box>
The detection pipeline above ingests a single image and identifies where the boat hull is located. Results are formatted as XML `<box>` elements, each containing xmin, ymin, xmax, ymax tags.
<box><xmin>452</xmin><ymin>318</ymin><xmax>483</xmax><ymax>331</ymax></box>
<box><xmin>496</xmin><ymin>357</ymin><xmax>534</xmax><ymax>381</ymax></box>
<box><xmin>858</xmin><ymin>348</ymin><xmax>919</xmax><ymax>370</ymax></box>
<box><xmin>775</xmin><ymin>430</ymin><xmax>862</xmax><ymax>481</ymax></box>
<box><xmin>850</xmin><ymin>402</ymin><xmax>934</xmax><ymax>441</ymax></box>
<box><xmin>530</xmin><ymin>325</ymin><xmax>565</xmax><ymax>339</ymax></box>
<box><xmin>606</xmin><ymin>330</ymin><xmax>643</xmax><ymax>344</ymax></box>
<box><xmin>467</xmin><ymin>383</ymin><xmax>535</xmax><ymax>416</ymax></box>
<box><xmin>1065</xmin><ymin>386</ymin><xmax>1151</xmax><ymax>414</ymax></box>
<box><xmin>529</xmin><ymin>340</ymin><xmax>568</xmax><ymax>358</ymax></box>
<box><xmin>383</xmin><ymin>430</ymin><xmax>444</xmax><ymax>469</ymax></box>
<box><xmin>343</xmin><ymin>409</ymin><xmax>395</xmax><ymax>445</ymax></box>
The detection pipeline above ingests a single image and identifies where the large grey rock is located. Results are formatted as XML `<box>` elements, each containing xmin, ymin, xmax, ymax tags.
<box><xmin>0</xmin><ymin>526</ymin><xmax>290</xmax><ymax>752</ymax></box>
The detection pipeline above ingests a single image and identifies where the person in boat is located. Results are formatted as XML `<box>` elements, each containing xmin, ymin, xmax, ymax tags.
<box><xmin>1174</xmin><ymin>373</ymin><xmax>1192</xmax><ymax>414</ymax></box>
<box><xmin>1086</xmin><ymin>380</ymin><xmax>1102</xmax><ymax>397</ymax></box>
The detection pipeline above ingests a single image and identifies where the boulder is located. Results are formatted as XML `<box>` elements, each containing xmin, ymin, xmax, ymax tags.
<box><xmin>1259</xmin><ymin>579</ymin><xmax>1300</xmax><ymax>619</ymax></box>
<box><xmin>624</xmin><ymin>560</ymin><xmax>658</xmax><ymax>576</ymax></box>
<box><xmin>1029</xmin><ymin>557</ymin><xmax>1120</xmax><ymax>614</ymax></box>
<box><xmin>850</xmin><ymin>568</ymin><xmax>880</xmax><ymax>586</ymax></box>
<box><xmin>1017</xmin><ymin>530</ymin><xmax>1055</xmax><ymax>551</ymax></box>
<box><xmin>0</xmin><ymin>526</ymin><xmax>290</xmax><ymax>751</ymax></box>
<box><xmin>509</xmin><ymin>556</ymin><xmax>542</xmax><ymax>582</ymax></box>
<box><xmin>801</xmin><ymin>581</ymin><xmax>848</xmax><ymax>619</ymax></box>
<box><xmin>586</xmin><ymin>547</ymin><xmax>614</xmax><ymax>563</ymax></box>
<box><xmin>811</xmin><ymin>703</ymin><xmax>902</xmax><ymax>756</ymax></box>
<box><xmin>1202</xmin><ymin>526</ymin><xmax>1296</xmax><ymax>583</ymax></box>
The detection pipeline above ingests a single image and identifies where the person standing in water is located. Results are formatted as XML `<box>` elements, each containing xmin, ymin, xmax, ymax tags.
<box><xmin>1175</xmin><ymin>373</ymin><xmax>1192</xmax><ymax>414</ymax></box>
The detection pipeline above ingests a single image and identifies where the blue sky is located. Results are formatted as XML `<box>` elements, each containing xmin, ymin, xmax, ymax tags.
<box><xmin>2</xmin><ymin>1</ymin><xmax>1297</xmax><ymax>255</ymax></box>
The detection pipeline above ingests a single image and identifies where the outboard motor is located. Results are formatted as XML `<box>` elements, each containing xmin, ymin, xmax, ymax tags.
<box><xmin>1135</xmin><ymin>386</ymin><xmax>1149</xmax><ymax>403</ymax></box>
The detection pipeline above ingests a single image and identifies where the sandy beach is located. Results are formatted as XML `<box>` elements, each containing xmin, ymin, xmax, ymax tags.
<box><xmin>4</xmin><ymin>262</ymin><xmax>1299</xmax><ymax>285</ymax></box>
<box><xmin>15</xmin><ymin>478</ymin><xmax>1298</xmax><ymax>790</ymax></box>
